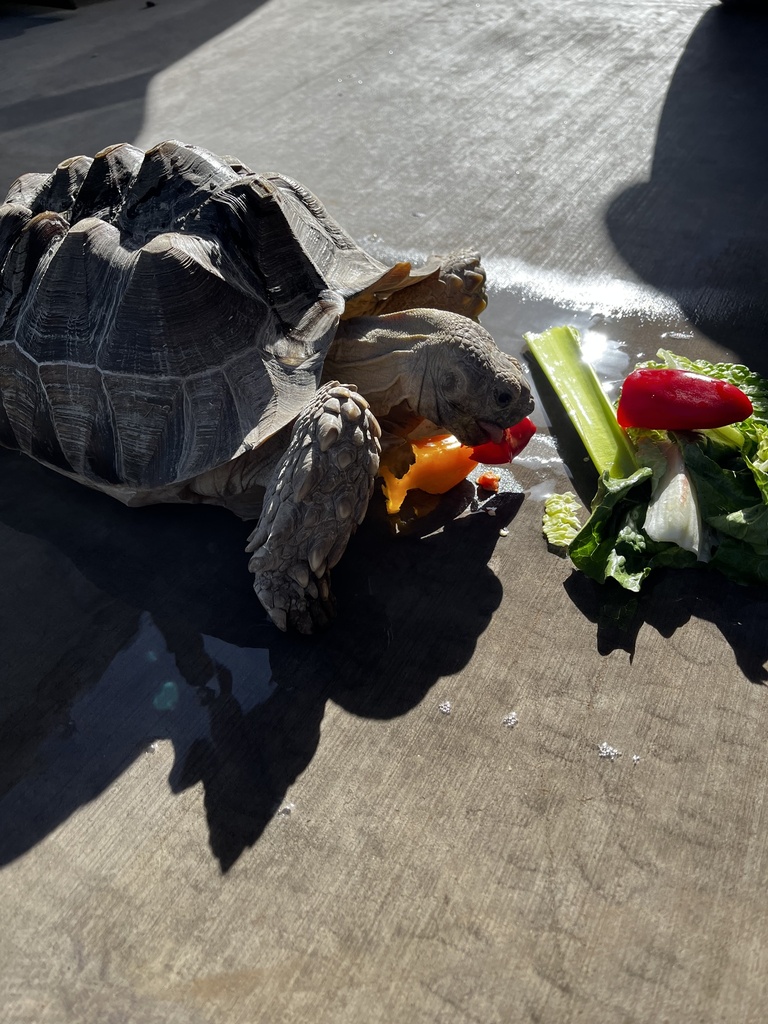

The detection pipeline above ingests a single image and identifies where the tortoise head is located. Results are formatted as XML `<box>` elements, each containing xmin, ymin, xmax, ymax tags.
<box><xmin>408</xmin><ymin>310</ymin><xmax>534</xmax><ymax>447</ymax></box>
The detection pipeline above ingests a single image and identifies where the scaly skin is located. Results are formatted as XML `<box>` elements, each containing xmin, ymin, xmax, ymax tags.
<box><xmin>342</xmin><ymin>251</ymin><xmax>488</xmax><ymax>321</ymax></box>
<box><xmin>246</xmin><ymin>382</ymin><xmax>381</xmax><ymax>633</ymax></box>
<box><xmin>376</xmin><ymin>251</ymin><xmax>488</xmax><ymax>320</ymax></box>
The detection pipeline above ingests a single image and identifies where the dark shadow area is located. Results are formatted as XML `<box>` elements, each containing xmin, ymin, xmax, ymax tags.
<box><xmin>606</xmin><ymin>5</ymin><xmax>768</xmax><ymax>372</ymax></box>
<box><xmin>0</xmin><ymin>452</ymin><xmax>518</xmax><ymax>871</ymax></box>
<box><xmin>0</xmin><ymin>9</ymin><xmax>63</xmax><ymax>37</ymax></box>
<box><xmin>563</xmin><ymin>568</ymin><xmax>768</xmax><ymax>684</ymax></box>
<box><xmin>0</xmin><ymin>0</ymin><xmax>268</xmax><ymax>191</ymax></box>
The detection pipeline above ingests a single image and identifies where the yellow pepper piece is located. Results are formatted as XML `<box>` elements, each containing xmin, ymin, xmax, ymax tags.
<box><xmin>380</xmin><ymin>434</ymin><xmax>477</xmax><ymax>514</ymax></box>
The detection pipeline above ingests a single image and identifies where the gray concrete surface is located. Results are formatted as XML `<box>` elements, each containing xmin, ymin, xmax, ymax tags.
<box><xmin>1</xmin><ymin>1</ymin><xmax>768</xmax><ymax>1021</ymax></box>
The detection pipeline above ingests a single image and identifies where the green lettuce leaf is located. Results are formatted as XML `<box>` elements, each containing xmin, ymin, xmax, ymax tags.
<box><xmin>567</xmin><ymin>466</ymin><xmax>698</xmax><ymax>590</ymax></box>
<box><xmin>542</xmin><ymin>491</ymin><xmax>584</xmax><ymax>549</ymax></box>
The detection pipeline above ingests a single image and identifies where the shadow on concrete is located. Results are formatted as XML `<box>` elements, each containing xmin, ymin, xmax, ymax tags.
<box><xmin>0</xmin><ymin>10</ymin><xmax>62</xmax><ymax>38</ymax></box>
<box><xmin>606</xmin><ymin>5</ymin><xmax>768</xmax><ymax>372</ymax></box>
<box><xmin>0</xmin><ymin>0</ymin><xmax>268</xmax><ymax>190</ymax></box>
<box><xmin>563</xmin><ymin>569</ymin><xmax>768</xmax><ymax>684</ymax></box>
<box><xmin>0</xmin><ymin>452</ymin><xmax>515</xmax><ymax>871</ymax></box>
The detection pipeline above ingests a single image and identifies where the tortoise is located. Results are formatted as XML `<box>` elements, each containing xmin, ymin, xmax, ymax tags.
<box><xmin>0</xmin><ymin>140</ymin><xmax>533</xmax><ymax>632</ymax></box>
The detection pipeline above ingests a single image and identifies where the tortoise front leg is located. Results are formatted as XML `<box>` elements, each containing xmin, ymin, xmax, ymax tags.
<box><xmin>246</xmin><ymin>382</ymin><xmax>381</xmax><ymax>633</ymax></box>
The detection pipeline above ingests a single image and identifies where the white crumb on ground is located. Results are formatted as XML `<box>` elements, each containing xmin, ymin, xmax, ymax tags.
<box><xmin>598</xmin><ymin>742</ymin><xmax>622</xmax><ymax>762</ymax></box>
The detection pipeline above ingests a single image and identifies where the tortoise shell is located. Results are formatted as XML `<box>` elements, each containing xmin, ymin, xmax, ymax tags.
<box><xmin>0</xmin><ymin>141</ymin><xmax>398</xmax><ymax>490</ymax></box>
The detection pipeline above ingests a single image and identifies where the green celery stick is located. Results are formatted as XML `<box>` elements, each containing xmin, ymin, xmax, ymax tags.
<box><xmin>526</xmin><ymin>326</ymin><xmax>638</xmax><ymax>478</ymax></box>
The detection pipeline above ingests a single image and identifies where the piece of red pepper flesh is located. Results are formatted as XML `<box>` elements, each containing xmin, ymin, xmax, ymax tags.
<box><xmin>470</xmin><ymin>416</ymin><xmax>536</xmax><ymax>464</ymax></box>
<box><xmin>616</xmin><ymin>368</ymin><xmax>753</xmax><ymax>430</ymax></box>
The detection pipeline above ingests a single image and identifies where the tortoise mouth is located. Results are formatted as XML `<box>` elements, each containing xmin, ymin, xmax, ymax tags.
<box><xmin>476</xmin><ymin>419</ymin><xmax>505</xmax><ymax>445</ymax></box>
<box><xmin>450</xmin><ymin>418</ymin><xmax>504</xmax><ymax>448</ymax></box>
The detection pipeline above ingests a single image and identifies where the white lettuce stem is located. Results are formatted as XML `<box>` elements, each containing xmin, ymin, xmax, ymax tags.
<box><xmin>642</xmin><ymin>438</ymin><xmax>708</xmax><ymax>560</ymax></box>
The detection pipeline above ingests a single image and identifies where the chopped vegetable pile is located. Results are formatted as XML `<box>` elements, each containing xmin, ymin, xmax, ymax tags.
<box><xmin>528</xmin><ymin>326</ymin><xmax>768</xmax><ymax>591</ymax></box>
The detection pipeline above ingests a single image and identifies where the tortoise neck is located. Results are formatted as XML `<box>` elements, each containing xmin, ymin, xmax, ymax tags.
<box><xmin>324</xmin><ymin>313</ymin><xmax>429</xmax><ymax>417</ymax></box>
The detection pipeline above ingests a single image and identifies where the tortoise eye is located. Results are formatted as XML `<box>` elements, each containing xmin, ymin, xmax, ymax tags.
<box><xmin>495</xmin><ymin>390</ymin><xmax>513</xmax><ymax>406</ymax></box>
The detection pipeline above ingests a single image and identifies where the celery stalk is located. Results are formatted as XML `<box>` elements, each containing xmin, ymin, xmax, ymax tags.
<box><xmin>525</xmin><ymin>326</ymin><xmax>638</xmax><ymax>478</ymax></box>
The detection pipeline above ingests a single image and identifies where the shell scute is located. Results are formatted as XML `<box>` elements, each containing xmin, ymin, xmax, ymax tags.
<box><xmin>14</xmin><ymin>216</ymin><xmax>120</xmax><ymax>367</ymax></box>
<box><xmin>116</xmin><ymin>140</ymin><xmax>240</xmax><ymax>245</ymax></box>
<box><xmin>179</xmin><ymin>367</ymin><xmax>250</xmax><ymax>478</ymax></box>
<box><xmin>2</xmin><ymin>212</ymin><xmax>72</xmax><ymax>380</ymax></box>
<box><xmin>69</xmin><ymin>143</ymin><xmax>144</xmax><ymax>226</ymax></box>
<box><xmin>27</xmin><ymin>155</ymin><xmax>94</xmax><ymax>219</ymax></box>
<box><xmin>101</xmin><ymin>373</ymin><xmax>186</xmax><ymax>489</ymax></box>
<box><xmin>0</xmin><ymin>203</ymin><xmax>34</xmax><ymax>324</ymax></box>
<box><xmin>38</xmin><ymin>361</ymin><xmax>121</xmax><ymax>483</ymax></box>
<box><xmin>96</xmin><ymin>231</ymin><xmax>268</xmax><ymax>379</ymax></box>
<box><xmin>203</xmin><ymin>178</ymin><xmax>327</xmax><ymax>324</ymax></box>
<box><xmin>4</xmin><ymin>173</ymin><xmax>50</xmax><ymax>210</ymax></box>
<box><xmin>0</xmin><ymin>345</ymin><xmax>72</xmax><ymax>472</ymax></box>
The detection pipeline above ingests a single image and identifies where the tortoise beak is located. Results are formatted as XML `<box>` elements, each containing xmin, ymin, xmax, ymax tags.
<box><xmin>476</xmin><ymin>419</ymin><xmax>505</xmax><ymax>445</ymax></box>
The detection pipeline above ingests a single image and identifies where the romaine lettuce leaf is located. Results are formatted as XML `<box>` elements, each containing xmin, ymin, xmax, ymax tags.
<box><xmin>567</xmin><ymin>465</ymin><xmax>697</xmax><ymax>590</ymax></box>
<box><xmin>708</xmin><ymin>535</ymin><xmax>768</xmax><ymax>586</ymax></box>
<box><xmin>542</xmin><ymin>491</ymin><xmax>584</xmax><ymax>549</ymax></box>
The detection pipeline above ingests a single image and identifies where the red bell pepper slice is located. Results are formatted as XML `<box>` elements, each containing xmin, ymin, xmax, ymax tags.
<box><xmin>616</xmin><ymin>368</ymin><xmax>753</xmax><ymax>431</ymax></box>
<box><xmin>470</xmin><ymin>416</ymin><xmax>536</xmax><ymax>464</ymax></box>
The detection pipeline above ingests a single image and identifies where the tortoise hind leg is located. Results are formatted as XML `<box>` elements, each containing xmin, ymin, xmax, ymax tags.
<box><xmin>377</xmin><ymin>250</ymin><xmax>487</xmax><ymax>319</ymax></box>
<box><xmin>344</xmin><ymin>251</ymin><xmax>487</xmax><ymax>321</ymax></box>
<box><xmin>246</xmin><ymin>382</ymin><xmax>381</xmax><ymax>633</ymax></box>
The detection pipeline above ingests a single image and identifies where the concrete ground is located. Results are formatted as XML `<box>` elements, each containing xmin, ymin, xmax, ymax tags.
<box><xmin>1</xmin><ymin>0</ymin><xmax>768</xmax><ymax>1021</ymax></box>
